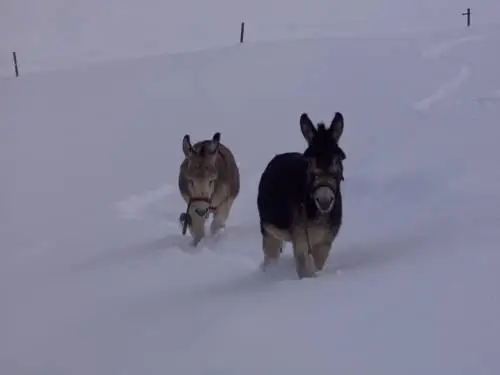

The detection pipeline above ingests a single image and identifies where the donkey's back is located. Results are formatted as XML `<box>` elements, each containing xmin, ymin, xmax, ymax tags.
<box><xmin>214</xmin><ymin>142</ymin><xmax>240</xmax><ymax>199</ymax></box>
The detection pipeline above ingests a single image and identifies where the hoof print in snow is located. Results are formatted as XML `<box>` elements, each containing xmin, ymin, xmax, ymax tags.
<box><xmin>333</xmin><ymin>268</ymin><xmax>344</xmax><ymax>276</ymax></box>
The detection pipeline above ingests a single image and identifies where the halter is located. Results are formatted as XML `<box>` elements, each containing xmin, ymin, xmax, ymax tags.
<box><xmin>307</xmin><ymin>162</ymin><xmax>344</xmax><ymax>198</ymax></box>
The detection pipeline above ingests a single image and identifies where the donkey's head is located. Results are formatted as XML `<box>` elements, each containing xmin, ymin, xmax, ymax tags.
<box><xmin>300</xmin><ymin>112</ymin><xmax>346</xmax><ymax>214</ymax></box>
<box><xmin>182</xmin><ymin>132</ymin><xmax>221</xmax><ymax>211</ymax></box>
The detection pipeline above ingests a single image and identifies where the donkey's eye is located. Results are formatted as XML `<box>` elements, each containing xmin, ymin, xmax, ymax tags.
<box><xmin>329</xmin><ymin>161</ymin><xmax>342</xmax><ymax>173</ymax></box>
<box><xmin>188</xmin><ymin>179</ymin><xmax>194</xmax><ymax>187</ymax></box>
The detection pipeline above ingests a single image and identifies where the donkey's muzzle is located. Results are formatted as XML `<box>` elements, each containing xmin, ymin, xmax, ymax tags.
<box><xmin>316</xmin><ymin>196</ymin><xmax>334</xmax><ymax>212</ymax></box>
<box><xmin>195</xmin><ymin>207</ymin><xmax>209</xmax><ymax>217</ymax></box>
<box><xmin>191</xmin><ymin>198</ymin><xmax>211</xmax><ymax>217</ymax></box>
<box><xmin>313</xmin><ymin>186</ymin><xmax>335</xmax><ymax>213</ymax></box>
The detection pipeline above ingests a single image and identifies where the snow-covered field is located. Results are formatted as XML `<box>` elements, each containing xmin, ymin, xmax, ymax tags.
<box><xmin>1</xmin><ymin>0</ymin><xmax>499</xmax><ymax>75</ymax></box>
<box><xmin>2</xmin><ymin>1</ymin><xmax>500</xmax><ymax>374</ymax></box>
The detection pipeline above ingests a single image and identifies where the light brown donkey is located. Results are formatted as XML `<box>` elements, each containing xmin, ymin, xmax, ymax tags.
<box><xmin>178</xmin><ymin>132</ymin><xmax>240</xmax><ymax>246</ymax></box>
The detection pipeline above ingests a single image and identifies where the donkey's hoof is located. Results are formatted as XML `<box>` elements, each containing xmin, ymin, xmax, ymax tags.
<box><xmin>296</xmin><ymin>268</ymin><xmax>317</xmax><ymax>279</ymax></box>
<box><xmin>260</xmin><ymin>257</ymin><xmax>278</xmax><ymax>272</ymax></box>
<box><xmin>297</xmin><ymin>270</ymin><xmax>317</xmax><ymax>279</ymax></box>
<box><xmin>190</xmin><ymin>233</ymin><xmax>206</xmax><ymax>247</ymax></box>
<box><xmin>210</xmin><ymin>222</ymin><xmax>226</xmax><ymax>236</ymax></box>
<box><xmin>295</xmin><ymin>254</ymin><xmax>317</xmax><ymax>279</ymax></box>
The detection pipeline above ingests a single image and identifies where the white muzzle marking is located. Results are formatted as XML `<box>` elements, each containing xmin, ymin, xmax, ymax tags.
<box><xmin>313</xmin><ymin>186</ymin><xmax>335</xmax><ymax>213</ymax></box>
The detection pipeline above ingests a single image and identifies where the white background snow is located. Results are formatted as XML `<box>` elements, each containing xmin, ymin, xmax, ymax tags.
<box><xmin>1</xmin><ymin>1</ymin><xmax>500</xmax><ymax>374</ymax></box>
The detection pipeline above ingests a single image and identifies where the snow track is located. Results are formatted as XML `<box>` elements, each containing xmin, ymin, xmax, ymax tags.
<box><xmin>422</xmin><ymin>35</ymin><xmax>486</xmax><ymax>60</ymax></box>
<box><xmin>414</xmin><ymin>65</ymin><xmax>470</xmax><ymax>110</ymax></box>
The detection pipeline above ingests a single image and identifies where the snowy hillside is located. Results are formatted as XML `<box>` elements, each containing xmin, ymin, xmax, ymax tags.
<box><xmin>1</xmin><ymin>0</ymin><xmax>499</xmax><ymax>75</ymax></box>
<box><xmin>2</xmin><ymin>7</ymin><xmax>500</xmax><ymax>375</ymax></box>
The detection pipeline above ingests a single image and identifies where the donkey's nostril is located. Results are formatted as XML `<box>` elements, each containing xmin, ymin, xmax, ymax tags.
<box><xmin>195</xmin><ymin>207</ymin><xmax>209</xmax><ymax>216</ymax></box>
<box><xmin>192</xmin><ymin>200</ymin><xmax>210</xmax><ymax>217</ymax></box>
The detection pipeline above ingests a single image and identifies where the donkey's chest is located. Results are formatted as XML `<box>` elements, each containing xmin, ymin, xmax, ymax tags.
<box><xmin>304</xmin><ymin>219</ymin><xmax>333</xmax><ymax>239</ymax></box>
<box><xmin>210</xmin><ymin>183</ymin><xmax>230</xmax><ymax>207</ymax></box>
<box><xmin>295</xmin><ymin>212</ymin><xmax>339</xmax><ymax>245</ymax></box>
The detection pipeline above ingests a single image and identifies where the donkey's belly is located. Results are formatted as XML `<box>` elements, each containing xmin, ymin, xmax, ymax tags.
<box><xmin>263</xmin><ymin>220</ymin><xmax>335</xmax><ymax>245</ymax></box>
<box><xmin>262</xmin><ymin>224</ymin><xmax>292</xmax><ymax>242</ymax></box>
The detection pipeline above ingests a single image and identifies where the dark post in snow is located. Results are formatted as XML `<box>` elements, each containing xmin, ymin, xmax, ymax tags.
<box><xmin>462</xmin><ymin>8</ymin><xmax>471</xmax><ymax>27</ymax></box>
<box><xmin>240</xmin><ymin>22</ymin><xmax>245</xmax><ymax>43</ymax></box>
<box><xmin>13</xmin><ymin>52</ymin><xmax>19</xmax><ymax>77</ymax></box>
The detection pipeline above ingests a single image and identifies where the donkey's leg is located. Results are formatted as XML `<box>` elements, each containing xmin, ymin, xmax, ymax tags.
<box><xmin>291</xmin><ymin>228</ymin><xmax>317</xmax><ymax>279</ymax></box>
<box><xmin>261</xmin><ymin>231</ymin><xmax>283</xmax><ymax>270</ymax></box>
<box><xmin>311</xmin><ymin>241</ymin><xmax>332</xmax><ymax>271</ymax></box>
<box><xmin>210</xmin><ymin>197</ymin><xmax>234</xmax><ymax>235</ymax></box>
<box><xmin>311</xmin><ymin>227</ymin><xmax>339</xmax><ymax>271</ymax></box>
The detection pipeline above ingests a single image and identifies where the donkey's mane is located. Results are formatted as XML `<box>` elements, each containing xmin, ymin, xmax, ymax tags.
<box><xmin>193</xmin><ymin>140</ymin><xmax>216</xmax><ymax>157</ymax></box>
<box><xmin>316</xmin><ymin>123</ymin><xmax>327</xmax><ymax>132</ymax></box>
<box><xmin>303</xmin><ymin>125</ymin><xmax>346</xmax><ymax>165</ymax></box>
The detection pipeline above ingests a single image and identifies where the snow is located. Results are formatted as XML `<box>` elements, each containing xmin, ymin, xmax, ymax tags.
<box><xmin>1</xmin><ymin>0</ymin><xmax>500</xmax><ymax>75</ymax></box>
<box><xmin>2</xmin><ymin>1</ymin><xmax>500</xmax><ymax>374</ymax></box>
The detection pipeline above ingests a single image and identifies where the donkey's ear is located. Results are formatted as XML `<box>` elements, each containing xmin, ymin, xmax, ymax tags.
<box><xmin>212</xmin><ymin>132</ymin><xmax>221</xmax><ymax>145</ymax></box>
<box><xmin>182</xmin><ymin>134</ymin><xmax>193</xmax><ymax>156</ymax></box>
<box><xmin>329</xmin><ymin>112</ymin><xmax>344</xmax><ymax>142</ymax></box>
<box><xmin>300</xmin><ymin>113</ymin><xmax>316</xmax><ymax>144</ymax></box>
<box><xmin>211</xmin><ymin>132</ymin><xmax>221</xmax><ymax>153</ymax></box>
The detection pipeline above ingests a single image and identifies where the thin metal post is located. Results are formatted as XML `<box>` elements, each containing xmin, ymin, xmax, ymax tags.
<box><xmin>240</xmin><ymin>22</ymin><xmax>245</xmax><ymax>43</ymax></box>
<box><xmin>13</xmin><ymin>52</ymin><xmax>19</xmax><ymax>77</ymax></box>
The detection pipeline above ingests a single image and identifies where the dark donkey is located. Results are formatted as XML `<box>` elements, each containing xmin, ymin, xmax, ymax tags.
<box><xmin>257</xmin><ymin>112</ymin><xmax>346</xmax><ymax>278</ymax></box>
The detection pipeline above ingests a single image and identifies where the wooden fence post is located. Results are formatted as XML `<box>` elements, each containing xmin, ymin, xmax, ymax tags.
<box><xmin>13</xmin><ymin>52</ymin><xmax>19</xmax><ymax>77</ymax></box>
<box><xmin>240</xmin><ymin>22</ymin><xmax>245</xmax><ymax>43</ymax></box>
<box><xmin>462</xmin><ymin>8</ymin><xmax>471</xmax><ymax>27</ymax></box>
